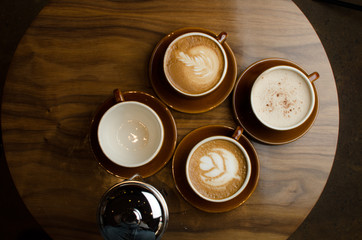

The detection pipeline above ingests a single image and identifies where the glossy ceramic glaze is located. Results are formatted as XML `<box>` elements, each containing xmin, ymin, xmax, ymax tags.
<box><xmin>98</xmin><ymin>101</ymin><xmax>164</xmax><ymax>168</ymax></box>
<box><xmin>233</xmin><ymin>58</ymin><xmax>319</xmax><ymax>145</ymax></box>
<box><xmin>163</xmin><ymin>32</ymin><xmax>228</xmax><ymax>97</ymax></box>
<box><xmin>172</xmin><ymin>125</ymin><xmax>260</xmax><ymax>213</ymax></box>
<box><xmin>90</xmin><ymin>91</ymin><xmax>177</xmax><ymax>177</ymax></box>
<box><xmin>185</xmin><ymin>135</ymin><xmax>252</xmax><ymax>203</ymax></box>
<box><xmin>149</xmin><ymin>27</ymin><xmax>237</xmax><ymax>113</ymax></box>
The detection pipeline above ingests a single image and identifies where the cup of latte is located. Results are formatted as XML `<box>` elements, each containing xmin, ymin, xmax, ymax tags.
<box><xmin>163</xmin><ymin>31</ymin><xmax>228</xmax><ymax>97</ymax></box>
<box><xmin>185</xmin><ymin>129</ymin><xmax>252</xmax><ymax>202</ymax></box>
<box><xmin>98</xmin><ymin>89</ymin><xmax>164</xmax><ymax>168</ymax></box>
<box><xmin>250</xmin><ymin>65</ymin><xmax>318</xmax><ymax>131</ymax></box>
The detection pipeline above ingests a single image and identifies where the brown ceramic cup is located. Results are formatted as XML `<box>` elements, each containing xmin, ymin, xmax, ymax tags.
<box><xmin>232</xmin><ymin>58</ymin><xmax>320</xmax><ymax>145</ymax></box>
<box><xmin>163</xmin><ymin>31</ymin><xmax>228</xmax><ymax>97</ymax></box>
<box><xmin>97</xmin><ymin>89</ymin><xmax>164</xmax><ymax>168</ymax></box>
<box><xmin>185</xmin><ymin>127</ymin><xmax>252</xmax><ymax>203</ymax></box>
<box><xmin>250</xmin><ymin>65</ymin><xmax>319</xmax><ymax>131</ymax></box>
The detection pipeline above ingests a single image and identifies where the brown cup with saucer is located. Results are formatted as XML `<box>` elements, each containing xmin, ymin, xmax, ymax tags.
<box><xmin>149</xmin><ymin>27</ymin><xmax>237</xmax><ymax>113</ymax></box>
<box><xmin>232</xmin><ymin>58</ymin><xmax>319</xmax><ymax>145</ymax></box>
<box><xmin>172</xmin><ymin>125</ymin><xmax>260</xmax><ymax>213</ymax></box>
<box><xmin>90</xmin><ymin>89</ymin><xmax>177</xmax><ymax>178</ymax></box>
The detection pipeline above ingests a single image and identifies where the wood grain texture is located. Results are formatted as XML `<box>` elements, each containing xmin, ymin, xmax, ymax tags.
<box><xmin>1</xmin><ymin>0</ymin><xmax>339</xmax><ymax>239</ymax></box>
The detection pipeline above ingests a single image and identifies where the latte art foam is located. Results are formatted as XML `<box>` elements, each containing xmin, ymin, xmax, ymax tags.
<box><xmin>188</xmin><ymin>139</ymin><xmax>247</xmax><ymax>200</ymax></box>
<box><xmin>176</xmin><ymin>47</ymin><xmax>219</xmax><ymax>81</ymax></box>
<box><xmin>164</xmin><ymin>35</ymin><xmax>225</xmax><ymax>95</ymax></box>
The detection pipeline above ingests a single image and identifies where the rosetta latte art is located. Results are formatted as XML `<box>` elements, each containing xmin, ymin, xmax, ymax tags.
<box><xmin>177</xmin><ymin>51</ymin><xmax>214</xmax><ymax>79</ymax></box>
<box><xmin>176</xmin><ymin>46</ymin><xmax>220</xmax><ymax>82</ymax></box>
<box><xmin>199</xmin><ymin>148</ymin><xmax>241</xmax><ymax>187</ymax></box>
<box><xmin>164</xmin><ymin>35</ymin><xmax>225</xmax><ymax>95</ymax></box>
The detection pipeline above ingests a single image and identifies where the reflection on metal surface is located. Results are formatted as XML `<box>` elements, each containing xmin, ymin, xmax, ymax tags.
<box><xmin>98</xmin><ymin>180</ymin><xmax>168</xmax><ymax>240</ymax></box>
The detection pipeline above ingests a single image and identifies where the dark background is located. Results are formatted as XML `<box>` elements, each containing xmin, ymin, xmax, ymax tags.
<box><xmin>0</xmin><ymin>0</ymin><xmax>361</xmax><ymax>239</ymax></box>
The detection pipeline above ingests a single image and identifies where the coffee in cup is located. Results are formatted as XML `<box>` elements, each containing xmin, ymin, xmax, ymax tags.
<box><xmin>186</xmin><ymin>133</ymin><xmax>251</xmax><ymax>202</ymax></box>
<box><xmin>163</xmin><ymin>32</ymin><xmax>228</xmax><ymax>97</ymax></box>
<box><xmin>250</xmin><ymin>65</ymin><xmax>317</xmax><ymax>131</ymax></box>
<box><xmin>98</xmin><ymin>90</ymin><xmax>164</xmax><ymax>168</ymax></box>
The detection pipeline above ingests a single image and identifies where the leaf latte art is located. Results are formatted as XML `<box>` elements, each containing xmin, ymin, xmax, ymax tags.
<box><xmin>164</xmin><ymin>35</ymin><xmax>225</xmax><ymax>95</ymax></box>
<box><xmin>176</xmin><ymin>48</ymin><xmax>218</xmax><ymax>80</ymax></box>
<box><xmin>188</xmin><ymin>139</ymin><xmax>247</xmax><ymax>200</ymax></box>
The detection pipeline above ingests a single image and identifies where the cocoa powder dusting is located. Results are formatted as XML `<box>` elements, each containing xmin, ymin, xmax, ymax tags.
<box><xmin>281</xmin><ymin>97</ymin><xmax>295</xmax><ymax>118</ymax></box>
<box><xmin>265</xmin><ymin>102</ymin><xmax>274</xmax><ymax>112</ymax></box>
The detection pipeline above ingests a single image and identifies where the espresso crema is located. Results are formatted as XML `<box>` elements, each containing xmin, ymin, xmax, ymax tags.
<box><xmin>251</xmin><ymin>68</ymin><xmax>313</xmax><ymax>129</ymax></box>
<box><xmin>164</xmin><ymin>34</ymin><xmax>225</xmax><ymax>95</ymax></box>
<box><xmin>187</xmin><ymin>139</ymin><xmax>247</xmax><ymax>200</ymax></box>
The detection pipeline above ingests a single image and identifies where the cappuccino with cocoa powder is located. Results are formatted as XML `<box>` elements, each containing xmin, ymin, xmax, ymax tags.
<box><xmin>164</xmin><ymin>32</ymin><xmax>227</xmax><ymax>96</ymax></box>
<box><xmin>251</xmin><ymin>66</ymin><xmax>315</xmax><ymax>130</ymax></box>
<box><xmin>187</xmin><ymin>138</ymin><xmax>249</xmax><ymax>201</ymax></box>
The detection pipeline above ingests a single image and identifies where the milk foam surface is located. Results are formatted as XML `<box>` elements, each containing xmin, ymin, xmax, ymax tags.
<box><xmin>251</xmin><ymin>68</ymin><xmax>312</xmax><ymax>129</ymax></box>
<box><xmin>164</xmin><ymin>35</ymin><xmax>224</xmax><ymax>95</ymax></box>
<box><xmin>188</xmin><ymin>139</ymin><xmax>247</xmax><ymax>200</ymax></box>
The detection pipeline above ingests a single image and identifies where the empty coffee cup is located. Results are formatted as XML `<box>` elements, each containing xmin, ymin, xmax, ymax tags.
<box><xmin>185</xmin><ymin>127</ymin><xmax>251</xmax><ymax>202</ymax></box>
<box><xmin>250</xmin><ymin>65</ymin><xmax>318</xmax><ymax>131</ymax></box>
<box><xmin>97</xmin><ymin>89</ymin><xmax>164</xmax><ymax>168</ymax></box>
<box><xmin>163</xmin><ymin>31</ymin><xmax>228</xmax><ymax>97</ymax></box>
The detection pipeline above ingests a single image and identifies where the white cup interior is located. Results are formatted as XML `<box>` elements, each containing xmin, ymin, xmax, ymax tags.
<box><xmin>250</xmin><ymin>65</ymin><xmax>316</xmax><ymax>131</ymax></box>
<box><xmin>163</xmin><ymin>32</ymin><xmax>228</xmax><ymax>97</ymax></box>
<box><xmin>186</xmin><ymin>136</ymin><xmax>252</xmax><ymax>203</ymax></box>
<box><xmin>98</xmin><ymin>101</ymin><xmax>164</xmax><ymax>168</ymax></box>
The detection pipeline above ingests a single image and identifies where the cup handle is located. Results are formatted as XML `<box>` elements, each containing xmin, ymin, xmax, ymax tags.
<box><xmin>232</xmin><ymin>126</ymin><xmax>244</xmax><ymax>141</ymax></box>
<box><xmin>113</xmin><ymin>88</ymin><xmax>125</xmax><ymax>103</ymax></box>
<box><xmin>308</xmin><ymin>72</ymin><xmax>320</xmax><ymax>83</ymax></box>
<box><xmin>216</xmin><ymin>32</ymin><xmax>227</xmax><ymax>44</ymax></box>
<box><xmin>128</xmin><ymin>174</ymin><xmax>144</xmax><ymax>182</ymax></box>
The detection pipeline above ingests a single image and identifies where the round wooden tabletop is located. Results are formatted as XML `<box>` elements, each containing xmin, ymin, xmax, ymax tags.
<box><xmin>1</xmin><ymin>0</ymin><xmax>339</xmax><ymax>239</ymax></box>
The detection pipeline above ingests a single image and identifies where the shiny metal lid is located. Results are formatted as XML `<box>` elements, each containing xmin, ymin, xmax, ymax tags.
<box><xmin>97</xmin><ymin>176</ymin><xmax>169</xmax><ymax>240</ymax></box>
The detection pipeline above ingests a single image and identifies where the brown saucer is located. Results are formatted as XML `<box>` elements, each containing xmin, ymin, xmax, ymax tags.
<box><xmin>172</xmin><ymin>125</ymin><xmax>260</xmax><ymax>213</ymax></box>
<box><xmin>90</xmin><ymin>91</ymin><xmax>177</xmax><ymax>178</ymax></box>
<box><xmin>149</xmin><ymin>27</ymin><xmax>238</xmax><ymax>114</ymax></box>
<box><xmin>232</xmin><ymin>58</ymin><xmax>319</xmax><ymax>145</ymax></box>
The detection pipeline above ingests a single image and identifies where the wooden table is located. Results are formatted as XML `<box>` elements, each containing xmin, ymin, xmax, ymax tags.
<box><xmin>1</xmin><ymin>0</ymin><xmax>339</xmax><ymax>239</ymax></box>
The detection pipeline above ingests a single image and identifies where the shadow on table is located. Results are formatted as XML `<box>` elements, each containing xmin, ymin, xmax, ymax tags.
<box><xmin>17</xmin><ymin>229</ymin><xmax>51</xmax><ymax>240</ymax></box>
